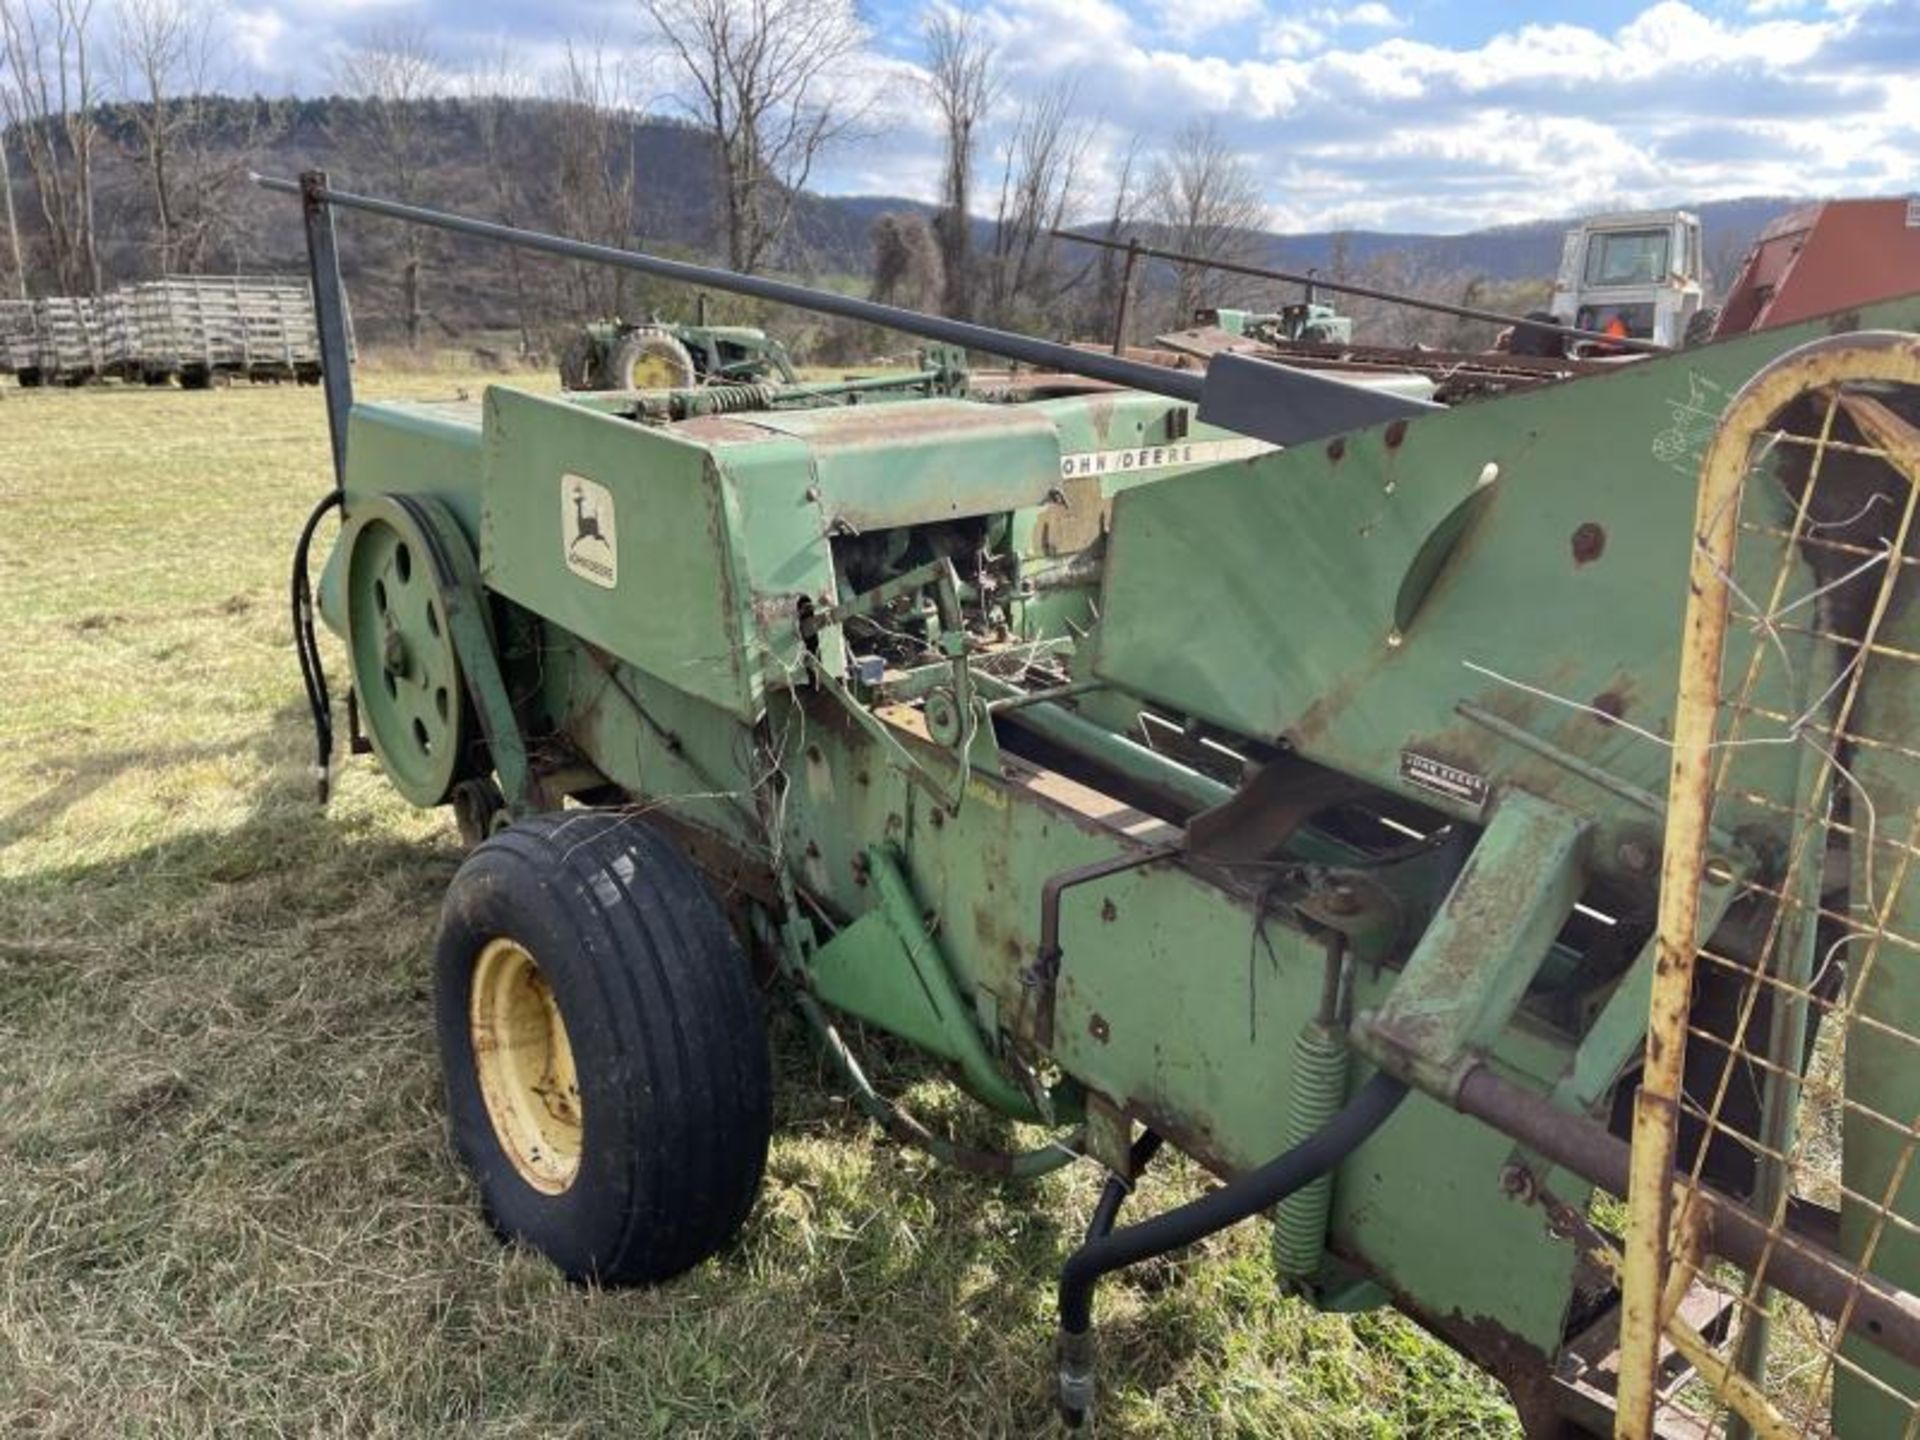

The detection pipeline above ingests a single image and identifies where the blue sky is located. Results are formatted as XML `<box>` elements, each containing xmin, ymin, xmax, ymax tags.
<box><xmin>228</xmin><ymin>0</ymin><xmax>1920</xmax><ymax>233</ymax></box>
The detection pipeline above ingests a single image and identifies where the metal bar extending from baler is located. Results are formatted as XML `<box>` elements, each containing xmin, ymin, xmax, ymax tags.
<box><xmin>252</xmin><ymin>173</ymin><xmax>1438</xmax><ymax>446</ymax></box>
<box><xmin>299</xmin><ymin>171</ymin><xmax>354</xmax><ymax>489</ymax></box>
<box><xmin>1049</xmin><ymin>227</ymin><xmax>1671</xmax><ymax>355</ymax></box>
<box><xmin>1453</xmin><ymin>1063</ymin><xmax>1920</xmax><ymax>1376</ymax></box>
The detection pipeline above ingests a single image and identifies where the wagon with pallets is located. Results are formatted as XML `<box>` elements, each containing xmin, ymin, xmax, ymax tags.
<box><xmin>128</xmin><ymin>276</ymin><xmax>323</xmax><ymax>387</ymax></box>
<box><xmin>3</xmin><ymin>277</ymin><xmax>324</xmax><ymax>387</ymax></box>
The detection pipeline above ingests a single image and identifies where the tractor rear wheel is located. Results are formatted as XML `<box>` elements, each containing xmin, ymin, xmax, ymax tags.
<box><xmin>1509</xmin><ymin>311</ymin><xmax>1566</xmax><ymax>359</ymax></box>
<box><xmin>557</xmin><ymin>332</ymin><xmax>596</xmax><ymax>391</ymax></box>
<box><xmin>1684</xmin><ymin>306</ymin><xmax>1721</xmax><ymax>348</ymax></box>
<box><xmin>435</xmin><ymin>810</ymin><xmax>772</xmax><ymax>1285</ymax></box>
<box><xmin>606</xmin><ymin>328</ymin><xmax>698</xmax><ymax>390</ymax></box>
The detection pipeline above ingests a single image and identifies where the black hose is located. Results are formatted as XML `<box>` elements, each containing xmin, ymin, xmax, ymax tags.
<box><xmin>1085</xmin><ymin>1130</ymin><xmax>1167</xmax><ymax>1242</ymax></box>
<box><xmin>291</xmin><ymin>491</ymin><xmax>344</xmax><ymax>802</ymax></box>
<box><xmin>1059</xmin><ymin>1072</ymin><xmax>1408</xmax><ymax>1336</ymax></box>
<box><xmin>1054</xmin><ymin>1073</ymin><xmax>1406</xmax><ymax>1425</ymax></box>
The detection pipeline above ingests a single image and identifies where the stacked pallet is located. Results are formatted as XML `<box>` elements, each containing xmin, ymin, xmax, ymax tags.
<box><xmin>36</xmin><ymin>295</ymin><xmax>107</xmax><ymax>378</ymax></box>
<box><xmin>1</xmin><ymin>276</ymin><xmax>324</xmax><ymax>385</ymax></box>
<box><xmin>0</xmin><ymin>299</ymin><xmax>35</xmax><ymax>374</ymax></box>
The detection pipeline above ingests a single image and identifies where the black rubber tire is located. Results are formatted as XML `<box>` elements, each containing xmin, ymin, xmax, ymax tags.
<box><xmin>1684</xmin><ymin>305</ymin><xmax>1721</xmax><ymax>348</ymax></box>
<box><xmin>435</xmin><ymin>810</ymin><xmax>772</xmax><ymax>1285</ymax></box>
<box><xmin>179</xmin><ymin>365</ymin><xmax>213</xmax><ymax>391</ymax></box>
<box><xmin>1508</xmin><ymin>310</ymin><xmax>1566</xmax><ymax>359</ymax></box>
<box><xmin>16</xmin><ymin>368</ymin><xmax>42</xmax><ymax>388</ymax></box>
<box><xmin>450</xmin><ymin>776</ymin><xmax>508</xmax><ymax>850</ymax></box>
<box><xmin>557</xmin><ymin>332</ymin><xmax>596</xmax><ymax>391</ymax></box>
<box><xmin>606</xmin><ymin>328</ymin><xmax>698</xmax><ymax>390</ymax></box>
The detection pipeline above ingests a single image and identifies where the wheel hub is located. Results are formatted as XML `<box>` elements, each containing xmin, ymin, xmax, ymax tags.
<box><xmin>469</xmin><ymin>937</ymin><xmax>584</xmax><ymax>1195</ymax></box>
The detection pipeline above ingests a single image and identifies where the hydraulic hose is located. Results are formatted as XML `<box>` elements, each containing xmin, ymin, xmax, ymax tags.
<box><xmin>291</xmin><ymin>491</ymin><xmax>343</xmax><ymax>802</ymax></box>
<box><xmin>1054</xmin><ymin>1071</ymin><xmax>1408</xmax><ymax>1425</ymax></box>
<box><xmin>1085</xmin><ymin>1130</ymin><xmax>1167</xmax><ymax>1243</ymax></box>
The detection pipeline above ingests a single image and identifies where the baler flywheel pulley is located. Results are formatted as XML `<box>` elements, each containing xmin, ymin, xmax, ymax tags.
<box><xmin>341</xmin><ymin>498</ymin><xmax>472</xmax><ymax>807</ymax></box>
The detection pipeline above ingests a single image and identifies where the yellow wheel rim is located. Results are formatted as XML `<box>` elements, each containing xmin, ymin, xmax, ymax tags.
<box><xmin>628</xmin><ymin>351</ymin><xmax>682</xmax><ymax>388</ymax></box>
<box><xmin>469</xmin><ymin>937</ymin><xmax>584</xmax><ymax>1194</ymax></box>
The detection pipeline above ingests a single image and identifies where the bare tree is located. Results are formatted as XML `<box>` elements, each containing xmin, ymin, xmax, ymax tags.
<box><xmin>336</xmin><ymin>24</ymin><xmax>441</xmax><ymax>347</ymax></box>
<box><xmin>870</xmin><ymin>209</ymin><xmax>942</xmax><ymax>310</ymax></box>
<box><xmin>548</xmin><ymin>38</ymin><xmax>639</xmax><ymax>320</ymax></box>
<box><xmin>1078</xmin><ymin>135</ymin><xmax>1142</xmax><ymax>342</ymax></box>
<box><xmin>1148</xmin><ymin>117</ymin><xmax>1265</xmax><ymax>325</ymax></box>
<box><xmin>113</xmin><ymin>0</ymin><xmax>220</xmax><ymax>275</ymax></box>
<box><xmin>465</xmin><ymin>46</ymin><xmax>537</xmax><ymax>353</ymax></box>
<box><xmin>981</xmin><ymin>85</ymin><xmax>1091</xmax><ymax>330</ymax></box>
<box><xmin>919</xmin><ymin>5</ymin><xmax>997</xmax><ymax>318</ymax></box>
<box><xmin>641</xmin><ymin>0</ymin><xmax>869</xmax><ymax>274</ymax></box>
<box><xmin>1</xmin><ymin>0</ymin><xmax>102</xmax><ymax>294</ymax></box>
<box><xmin>0</xmin><ymin>84</ymin><xmax>26</xmax><ymax>296</ymax></box>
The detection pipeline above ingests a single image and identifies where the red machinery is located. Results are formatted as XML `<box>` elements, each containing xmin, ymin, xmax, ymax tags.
<box><xmin>1714</xmin><ymin>195</ymin><xmax>1920</xmax><ymax>337</ymax></box>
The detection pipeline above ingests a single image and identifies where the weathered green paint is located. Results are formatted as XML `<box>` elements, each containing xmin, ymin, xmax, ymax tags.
<box><xmin>809</xmin><ymin>844</ymin><xmax>1043</xmax><ymax>1119</ymax></box>
<box><xmin>343</xmin><ymin>400</ymin><xmax>486</xmax><ymax>531</ymax></box>
<box><xmin>483</xmin><ymin>388</ymin><xmax>767</xmax><ymax>719</ymax></box>
<box><xmin>313</xmin><ymin>296</ymin><xmax>1920</xmax><ymax>1423</ymax></box>
<box><xmin>1092</xmin><ymin>299</ymin><xmax>1920</xmax><ymax>879</ymax></box>
<box><xmin>1353</xmin><ymin>788</ymin><xmax>1591</xmax><ymax>1099</ymax></box>
<box><xmin>408</xmin><ymin>495</ymin><xmax>536</xmax><ymax>813</ymax></box>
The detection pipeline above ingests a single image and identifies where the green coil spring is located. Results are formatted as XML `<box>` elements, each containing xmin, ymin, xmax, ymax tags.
<box><xmin>1271</xmin><ymin>1020</ymin><xmax>1351</xmax><ymax>1283</ymax></box>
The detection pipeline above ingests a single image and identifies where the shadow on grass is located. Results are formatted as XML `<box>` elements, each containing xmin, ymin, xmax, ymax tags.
<box><xmin>0</xmin><ymin>736</ymin><xmax>265</xmax><ymax>851</ymax></box>
<box><xmin>0</xmin><ymin>699</ymin><xmax>1129</xmax><ymax>1434</ymax></box>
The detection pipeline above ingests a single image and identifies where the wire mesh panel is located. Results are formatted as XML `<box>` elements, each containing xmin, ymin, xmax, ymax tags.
<box><xmin>1619</xmin><ymin>332</ymin><xmax>1920</xmax><ymax>1438</ymax></box>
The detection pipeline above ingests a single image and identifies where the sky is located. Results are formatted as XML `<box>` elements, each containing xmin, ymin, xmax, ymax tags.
<box><xmin>225</xmin><ymin>0</ymin><xmax>1920</xmax><ymax>234</ymax></box>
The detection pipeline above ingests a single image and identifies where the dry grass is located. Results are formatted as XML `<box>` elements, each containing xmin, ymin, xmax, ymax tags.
<box><xmin>0</xmin><ymin>373</ymin><xmax>1519</xmax><ymax>1437</ymax></box>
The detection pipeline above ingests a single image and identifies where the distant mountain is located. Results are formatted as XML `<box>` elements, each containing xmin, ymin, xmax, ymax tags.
<box><xmin>0</xmin><ymin>92</ymin><xmax>1824</xmax><ymax>345</ymax></box>
<box><xmin>1248</xmin><ymin>196</ymin><xmax>1799</xmax><ymax>291</ymax></box>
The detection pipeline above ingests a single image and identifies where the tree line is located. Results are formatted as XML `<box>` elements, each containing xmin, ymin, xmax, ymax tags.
<box><xmin>2</xmin><ymin>0</ymin><xmax>1523</xmax><ymax>356</ymax></box>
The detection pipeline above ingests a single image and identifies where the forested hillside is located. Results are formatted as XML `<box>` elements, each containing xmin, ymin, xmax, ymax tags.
<box><xmin>3</xmin><ymin>91</ymin><xmax>1801</xmax><ymax>356</ymax></box>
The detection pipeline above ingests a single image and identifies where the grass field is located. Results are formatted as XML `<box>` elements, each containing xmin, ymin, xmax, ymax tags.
<box><xmin>0</xmin><ymin>373</ymin><xmax>1523</xmax><ymax>1437</ymax></box>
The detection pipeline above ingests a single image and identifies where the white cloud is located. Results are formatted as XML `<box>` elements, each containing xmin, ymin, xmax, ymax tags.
<box><xmin>1259</xmin><ymin>2</ymin><xmax>1404</xmax><ymax>57</ymax></box>
<box><xmin>225</xmin><ymin>0</ymin><xmax>1916</xmax><ymax>234</ymax></box>
<box><xmin>1150</xmin><ymin>0</ymin><xmax>1262</xmax><ymax>41</ymax></box>
<box><xmin>1338</xmin><ymin>4</ymin><xmax>1402</xmax><ymax>28</ymax></box>
<box><xmin>228</xmin><ymin>8</ymin><xmax>287</xmax><ymax>75</ymax></box>
<box><xmin>922</xmin><ymin>0</ymin><xmax>1911</xmax><ymax>231</ymax></box>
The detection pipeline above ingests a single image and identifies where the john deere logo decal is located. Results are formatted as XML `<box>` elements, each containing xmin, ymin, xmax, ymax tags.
<box><xmin>562</xmin><ymin>473</ymin><xmax>617</xmax><ymax>589</ymax></box>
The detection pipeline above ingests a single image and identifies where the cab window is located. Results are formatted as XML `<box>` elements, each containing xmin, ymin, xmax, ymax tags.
<box><xmin>1582</xmin><ymin>229</ymin><xmax>1671</xmax><ymax>287</ymax></box>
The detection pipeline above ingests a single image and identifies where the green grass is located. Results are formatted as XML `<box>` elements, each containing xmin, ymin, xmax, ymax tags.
<box><xmin>0</xmin><ymin>374</ymin><xmax>1521</xmax><ymax>1437</ymax></box>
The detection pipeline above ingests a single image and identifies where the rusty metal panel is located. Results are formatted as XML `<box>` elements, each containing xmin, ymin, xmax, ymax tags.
<box><xmin>1718</xmin><ymin>199</ymin><xmax>1920</xmax><ymax>338</ymax></box>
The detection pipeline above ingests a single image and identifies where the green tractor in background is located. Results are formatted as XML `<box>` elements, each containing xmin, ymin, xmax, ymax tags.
<box><xmin>1195</xmin><ymin>300</ymin><xmax>1354</xmax><ymax>346</ymax></box>
<box><xmin>557</xmin><ymin>312</ymin><xmax>799</xmax><ymax>392</ymax></box>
